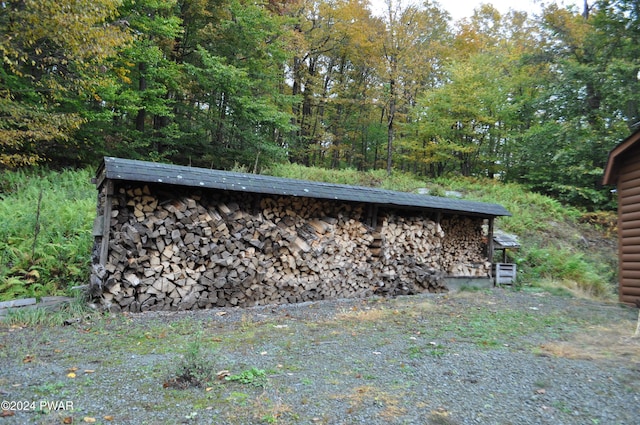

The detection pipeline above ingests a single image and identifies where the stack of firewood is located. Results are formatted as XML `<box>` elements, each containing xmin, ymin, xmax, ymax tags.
<box><xmin>373</xmin><ymin>215</ymin><xmax>447</xmax><ymax>295</ymax></box>
<box><xmin>92</xmin><ymin>184</ymin><xmax>488</xmax><ymax>312</ymax></box>
<box><xmin>441</xmin><ymin>217</ymin><xmax>492</xmax><ymax>277</ymax></box>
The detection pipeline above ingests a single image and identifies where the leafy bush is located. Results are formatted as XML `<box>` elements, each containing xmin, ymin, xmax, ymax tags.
<box><xmin>517</xmin><ymin>247</ymin><xmax>611</xmax><ymax>298</ymax></box>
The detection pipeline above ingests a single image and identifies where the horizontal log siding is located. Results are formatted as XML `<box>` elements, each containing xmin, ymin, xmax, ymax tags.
<box><xmin>618</xmin><ymin>145</ymin><xmax>640</xmax><ymax>304</ymax></box>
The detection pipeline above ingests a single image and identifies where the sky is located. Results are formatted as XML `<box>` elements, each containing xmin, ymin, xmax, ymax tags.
<box><xmin>443</xmin><ymin>0</ymin><xmax>545</xmax><ymax>21</ymax></box>
<box><xmin>370</xmin><ymin>0</ymin><xmax>580</xmax><ymax>21</ymax></box>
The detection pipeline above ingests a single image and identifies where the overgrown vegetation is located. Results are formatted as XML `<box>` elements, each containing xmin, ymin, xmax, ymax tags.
<box><xmin>0</xmin><ymin>164</ymin><xmax>618</xmax><ymax>305</ymax></box>
<box><xmin>0</xmin><ymin>168</ymin><xmax>95</xmax><ymax>302</ymax></box>
<box><xmin>438</xmin><ymin>178</ymin><xmax>617</xmax><ymax>298</ymax></box>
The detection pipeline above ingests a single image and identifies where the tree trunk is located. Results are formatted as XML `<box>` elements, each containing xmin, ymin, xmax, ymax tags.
<box><xmin>135</xmin><ymin>62</ymin><xmax>147</xmax><ymax>132</ymax></box>
<box><xmin>387</xmin><ymin>78</ymin><xmax>395</xmax><ymax>176</ymax></box>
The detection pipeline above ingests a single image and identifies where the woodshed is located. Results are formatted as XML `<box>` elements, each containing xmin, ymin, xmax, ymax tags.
<box><xmin>90</xmin><ymin>157</ymin><xmax>511</xmax><ymax>312</ymax></box>
<box><xmin>603</xmin><ymin>128</ymin><xmax>640</xmax><ymax>305</ymax></box>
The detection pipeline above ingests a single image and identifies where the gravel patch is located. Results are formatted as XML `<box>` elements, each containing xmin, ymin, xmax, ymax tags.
<box><xmin>1</xmin><ymin>288</ymin><xmax>639</xmax><ymax>424</ymax></box>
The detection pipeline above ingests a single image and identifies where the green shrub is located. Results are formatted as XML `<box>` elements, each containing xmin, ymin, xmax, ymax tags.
<box><xmin>517</xmin><ymin>246</ymin><xmax>610</xmax><ymax>298</ymax></box>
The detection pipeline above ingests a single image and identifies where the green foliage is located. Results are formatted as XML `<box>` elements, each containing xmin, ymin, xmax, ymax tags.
<box><xmin>225</xmin><ymin>367</ymin><xmax>268</xmax><ymax>387</ymax></box>
<box><xmin>0</xmin><ymin>0</ymin><xmax>637</xmax><ymax>213</ymax></box>
<box><xmin>440</xmin><ymin>177</ymin><xmax>580</xmax><ymax>232</ymax></box>
<box><xmin>169</xmin><ymin>333</ymin><xmax>216</xmax><ymax>388</ymax></box>
<box><xmin>0</xmin><ymin>168</ymin><xmax>95</xmax><ymax>301</ymax></box>
<box><xmin>183</xmin><ymin>46</ymin><xmax>292</xmax><ymax>169</ymax></box>
<box><xmin>266</xmin><ymin>163</ymin><xmax>427</xmax><ymax>192</ymax></box>
<box><xmin>518</xmin><ymin>247</ymin><xmax>610</xmax><ymax>298</ymax></box>
<box><xmin>406</xmin><ymin>51</ymin><xmax>515</xmax><ymax>177</ymax></box>
<box><xmin>0</xmin><ymin>0</ymin><xmax>131</xmax><ymax>167</ymax></box>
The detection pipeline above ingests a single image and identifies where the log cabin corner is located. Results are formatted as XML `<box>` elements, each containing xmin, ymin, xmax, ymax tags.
<box><xmin>90</xmin><ymin>157</ymin><xmax>511</xmax><ymax>312</ymax></box>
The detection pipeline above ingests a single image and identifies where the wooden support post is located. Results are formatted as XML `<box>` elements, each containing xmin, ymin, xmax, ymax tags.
<box><xmin>99</xmin><ymin>180</ymin><xmax>114</xmax><ymax>266</ymax></box>
<box><xmin>366</xmin><ymin>204</ymin><xmax>378</xmax><ymax>228</ymax></box>
<box><xmin>487</xmin><ymin>217</ymin><xmax>495</xmax><ymax>283</ymax></box>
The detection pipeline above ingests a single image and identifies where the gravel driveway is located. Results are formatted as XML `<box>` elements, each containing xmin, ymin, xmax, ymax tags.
<box><xmin>1</xmin><ymin>288</ymin><xmax>639</xmax><ymax>424</ymax></box>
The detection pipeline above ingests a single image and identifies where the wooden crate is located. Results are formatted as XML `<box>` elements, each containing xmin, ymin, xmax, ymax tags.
<box><xmin>494</xmin><ymin>263</ymin><xmax>516</xmax><ymax>285</ymax></box>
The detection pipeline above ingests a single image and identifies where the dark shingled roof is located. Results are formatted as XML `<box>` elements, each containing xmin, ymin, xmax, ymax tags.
<box><xmin>493</xmin><ymin>231</ymin><xmax>520</xmax><ymax>249</ymax></box>
<box><xmin>97</xmin><ymin>157</ymin><xmax>511</xmax><ymax>218</ymax></box>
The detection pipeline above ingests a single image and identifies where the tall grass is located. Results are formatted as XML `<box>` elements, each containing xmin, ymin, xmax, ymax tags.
<box><xmin>0</xmin><ymin>168</ymin><xmax>95</xmax><ymax>301</ymax></box>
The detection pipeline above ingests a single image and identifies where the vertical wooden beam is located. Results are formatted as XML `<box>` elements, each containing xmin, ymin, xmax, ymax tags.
<box><xmin>99</xmin><ymin>180</ymin><xmax>114</xmax><ymax>266</ymax></box>
<box><xmin>366</xmin><ymin>204</ymin><xmax>379</xmax><ymax>228</ymax></box>
<box><xmin>487</xmin><ymin>217</ymin><xmax>495</xmax><ymax>284</ymax></box>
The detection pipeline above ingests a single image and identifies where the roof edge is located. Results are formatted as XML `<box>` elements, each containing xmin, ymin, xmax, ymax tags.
<box><xmin>603</xmin><ymin>129</ymin><xmax>640</xmax><ymax>185</ymax></box>
<box><xmin>99</xmin><ymin>157</ymin><xmax>511</xmax><ymax>218</ymax></box>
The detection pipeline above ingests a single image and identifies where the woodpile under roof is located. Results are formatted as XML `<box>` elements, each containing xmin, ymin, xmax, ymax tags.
<box><xmin>91</xmin><ymin>157</ymin><xmax>511</xmax><ymax>312</ymax></box>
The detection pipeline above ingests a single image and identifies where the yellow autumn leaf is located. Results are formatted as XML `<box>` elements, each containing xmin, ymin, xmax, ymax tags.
<box><xmin>67</xmin><ymin>372</ymin><xmax>76</xmax><ymax>378</ymax></box>
<box><xmin>83</xmin><ymin>417</ymin><xmax>96</xmax><ymax>423</ymax></box>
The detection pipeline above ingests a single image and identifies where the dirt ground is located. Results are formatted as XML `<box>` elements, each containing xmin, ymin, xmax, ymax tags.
<box><xmin>1</xmin><ymin>288</ymin><xmax>639</xmax><ymax>425</ymax></box>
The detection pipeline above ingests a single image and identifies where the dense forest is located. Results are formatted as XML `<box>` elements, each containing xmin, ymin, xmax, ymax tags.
<box><xmin>1</xmin><ymin>0</ymin><xmax>639</xmax><ymax>210</ymax></box>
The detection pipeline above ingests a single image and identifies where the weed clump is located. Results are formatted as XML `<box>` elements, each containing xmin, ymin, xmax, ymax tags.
<box><xmin>164</xmin><ymin>334</ymin><xmax>215</xmax><ymax>389</ymax></box>
<box><xmin>225</xmin><ymin>367</ymin><xmax>268</xmax><ymax>387</ymax></box>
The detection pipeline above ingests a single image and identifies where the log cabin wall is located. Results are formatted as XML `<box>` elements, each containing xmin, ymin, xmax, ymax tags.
<box><xmin>603</xmin><ymin>130</ymin><xmax>640</xmax><ymax>306</ymax></box>
<box><xmin>612</xmin><ymin>143</ymin><xmax>640</xmax><ymax>304</ymax></box>
<box><xmin>91</xmin><ymin>181</ymin><xmax>491</xmax><ymax>312</ymax></box>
